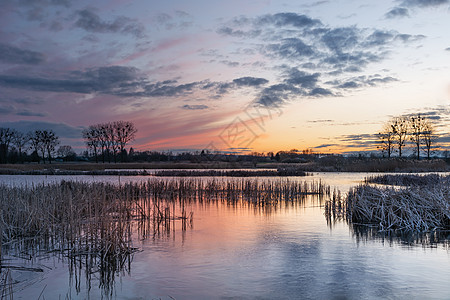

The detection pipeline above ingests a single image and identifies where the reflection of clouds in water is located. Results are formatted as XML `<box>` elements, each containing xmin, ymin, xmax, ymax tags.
<box><xmin>248</xmin><ymin>230</ymin><xmax>397</xmax><ymax>299</ymax></box>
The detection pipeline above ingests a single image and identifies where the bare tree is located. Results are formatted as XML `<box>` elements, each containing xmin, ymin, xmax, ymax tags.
<box><xmin>409</xmin><ymin>114</ymin><xmax>426</xmax><ymax>160</ymax></box>
<box><xmin>0</xmin><ymin>127</ymin><xmax>14</xmax><ymax>164</ymax></box>
<box><xmin>36</xmin><ymin>130</ymin><xmax>59</xmax><ymax>164</ymax></box>
<box><xmin>104</xmin><ymin>123</ymin><xmax>118</xmax><ymax>163</ymax></box>
<box><xmin>11</xmin><ymin>130</ymin><xmax>29</xmax><ymax>163</ymax></box>
<box><xmin>113</xmin><ymin>120</ymin><xmax>137</xmax><ymax>162</ymax></box>
<box><xmin>57</xmin><ymin>145</ymin><xmax>75</xmax><ymax>160</ymax></box>
<box><xmin>422</xmin><ymin>121</ymin><xmax>436</xmax><ymax>159</ymax></box>
<box><xmin>29</xmin><ymin>131</ymin><xmax>44</xmax><ymax>163</ymax></box>
<box><xmin>391</xmin><ymin>117</ymin><xmax>408</xmax><ymax>157</ymax></box>
<box><xmin>82</xmin><ymin>126</ymin><xmax>100</xmax><ymax>163</ymax></box>
<box><xmin>378</xmin><ymin>123</ymin><xmax>395</xmax><ymax>158</ymax></box>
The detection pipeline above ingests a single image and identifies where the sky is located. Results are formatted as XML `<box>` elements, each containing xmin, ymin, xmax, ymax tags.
<box><xmin>0</xmin><ymin>0</ymin><xmax>449</xmax><ymax>155</ymax></box>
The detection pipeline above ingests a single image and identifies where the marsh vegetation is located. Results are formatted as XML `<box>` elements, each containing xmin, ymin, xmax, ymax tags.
<box><xmin>0</xmin><ymin>177</ymin><xmax>330</xmax><ymax>297</ymax></box>
<box><xmin>326</xmin><ymin>174</ymin><xmax>450</xmax><ymax>232</ymax></box>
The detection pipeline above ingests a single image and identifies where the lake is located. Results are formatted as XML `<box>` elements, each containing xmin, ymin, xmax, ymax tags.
<box><xmin>1</xmin><ymin>172</ymin><xmax>449</xmax><ymax>299</ymax></box>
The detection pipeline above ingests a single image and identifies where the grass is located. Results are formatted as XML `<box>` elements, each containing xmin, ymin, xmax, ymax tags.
<box><xmin>365</xmin><ymin>173</ymin><xmax>443</xmax><ymax>186</ymax></box>
<box><xmin>325</xmin><ymin>175</ymin><xmax>450</xmax><ymax>232</ymax></box>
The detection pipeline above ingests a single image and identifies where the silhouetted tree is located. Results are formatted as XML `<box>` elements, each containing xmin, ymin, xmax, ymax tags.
<box><xmin>10</xmin><ymin>129</ymin><xmax>29</xmax><ymax>163</ymax></box>
<box><xmin>0</xmin><ymin>127</ymin><xmax>14</xmax><ymax>164</ymax></box>
<box><xmin>113</xmin><ymin>120</ymin><xmax>137</xmax><ymax>162</ymax></box>
<box><xmin>409</xmin><ymin>114</ymin><xmax>426</xmax><ymax>160</ymax></box>
<box><xmin>378</xmin><ymin>123</ymin><xmax>395</xmax><ymax>158</ymax></box>
<box><xmin>29</xmin><ymin>131</ymin><xmax>44</xmax><ymax>163</ymax></box>
<box><xmin>57</xmin><ymin>145</ymin><xmax>75</xmax><ymax>161</ymax></box>
<box><xmin>391</xmin><ymin>117</ymin><xmax>408</xmax><ymax>157</ymax></box>
<box><xmin>422</xmin><ymin>121</ymin><xmax>436</xmax><ymax>159</ymax></box>
<box><xmin>82</xmin><ymin>126</ymin><xmax>101</xmax><ymax>163</ymax></box>
<box><xmin>40</xmin><ymin>130</ymin><xmax>59</xmax><ymax>164</ymax></box>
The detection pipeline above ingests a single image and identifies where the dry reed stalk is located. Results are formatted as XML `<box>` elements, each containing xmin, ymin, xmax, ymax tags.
<box><xmin>333</xmin><ymin>183</ymin><xmax>450</xmax><ymax>232</ymax></box>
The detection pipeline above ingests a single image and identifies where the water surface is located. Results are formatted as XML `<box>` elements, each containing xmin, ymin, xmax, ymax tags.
<box><xmin>1</xmin><ymin>173</ymin><xmax>449</xmax><ymax>299</ymax></box>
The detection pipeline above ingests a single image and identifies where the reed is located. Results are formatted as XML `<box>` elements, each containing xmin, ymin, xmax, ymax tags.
<box><xmin>0</xmin><ymin>177</ymin><xmax>329</xmax><ymax>296</ymax></box>
<box><xmin>364</xmin><ymin>173</ymin><xmax>443</xmax><ymax>186</ymax></box>
<box><xmin>154</xmin><ymin>168</ymin><xmax>309</xmax><ymax>177</ymax></box>
<box><xmin>325</xmin><ymin>182</ymin><xmax>450</xmax><ymax>232</ymax></box>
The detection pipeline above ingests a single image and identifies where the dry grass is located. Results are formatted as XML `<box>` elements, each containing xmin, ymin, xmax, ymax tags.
<box><xmin>365</xmin><ymin>173</ymin><xmax>443</xmax><ymax>186</ymax></box>
<box><xmin>326</xmin><ymin>180</ymin><xmax>450</xmax><ymax>232</ymax></box>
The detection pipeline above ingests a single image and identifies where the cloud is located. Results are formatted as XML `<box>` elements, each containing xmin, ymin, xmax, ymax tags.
<box><xmin>445</xmin><ymin>47</ymin><xmax>450</xmax><ymax>51</ymax></box>
<box><xmin>0</xmin><ymin>65</ymin><xmax>142</xmax><ymax>94</ymax></box>
<box><xmin>314</xmin><ymin>143</ymin><xmax>339</xmax><ymax>149</ymax></box>
<box><xmin>0</xmin><ymin>64</ymin><xmax>271</xmax><ymax>100</ymax></box>
<box><xmin>181</xmin><ymin>104</ymin><xmax>209</xmax><ymax>110</ymax></box>
<box><xmin>333</xmin><ymin>75</ymin><xmax>398</xmax><ymax>90</ymax></box>
<box><xmin>307</xmin><ymin>119</ymin><xmax>334</xmax><ymax>123</ymax></box>
<box><xmin>285</xmin><ymin>68</ymin><xmax>319</xmax><ymax>88</ymax></box>
<box><xmin>257</xmin><ymin>13</ymin><xmax>322</xmax><ymax>28</ymax></box>
<box><xmin>0</xmin><ymin>121</ymin><xmax>81</xmax><ymax>138</ymax></box>
<box><xmin>155</xmin><ymin>11</ymin><xmax>193</xmax><ymax>30</ymax></box>
<box><xmin>75</xmin><ymin>8</ymin><xmax>145</xmax><ymax>38</ymax></box>
<box><xmin>0</xmin><ymin>103</ymin><xmax>46</xmax><ymax>117</ymax></box>
<box><xmin>0</xmin><ymin>43</ymin><xmax>45</xmax><ymax>65</ymax></box>
<box><xmin>16</xmin><ymin>110</ymin><xmax>47</xmax><ymax>117</ymax></box>
<box><xmin>264</xmin><ymin>38</ymin><xmax>315</xmax><ymax>59</ymax></box>
<box><xmin>385</xmin><ymin>7</ymin><xmax>410</xmax><ymax>18</ymax></box>
<box><xmin>399</xmin><ymin>0</ymin><xmax>450</xmax><ymax>7</ymax></box>
<box><xmin>233</xmin><ymin>77</ymin><xmax>269</xmax><ymax>87</ymax></box>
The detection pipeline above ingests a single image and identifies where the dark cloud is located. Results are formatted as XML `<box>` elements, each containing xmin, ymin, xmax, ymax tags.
<box><xmin>257</xmin><ymin>13</ymin><xmax>322</xmax><ymax>28</ymax></box>
<box><xmin>16</xmin><ymin>110</ymin><xmax>47</xmax><ymax>117</ymax></box>
<box><xmin>321</xmin><ymin>27</ymin><xmax>359</xmax><ymax>52</ymax></box>
<box><xmin>385</xmin><ymin>7</ymin><xmax>410</xmax><ymax>18</ymax></box>
<box><xmin>142</xmin><ymin>81</ymin><xmax>200</xmax><ymax>97</ymax></box>
<box><xmin>285</xmin><ymin>68</ymin><xmax>319</xmax><ymax>88</ymax></box>
<box><xmin>75</xmin><ymin>8</ymin><xmax>145</xmax><ymax>38</ymax></box>
<box><xmin>216</xmin><ymin>27</ymin><xmax>261</xmax><ymax>38</ymax></box>
<box><xmin>309</xmin><ymin>87</ymin><xmax>333</xmax><ymax>96</ymax></box>
<box><xmin>445</xmin><ymin>47</ymin><xmax>450</xmax><ymax>51</ymax></box>
<box><xmin>0</xmin><ymin>105</ymin><xmax>46</xmax><ymax>117</ymax></box>
<box><xmin>395</xmin><ymin>34</ymin><xmax>426</xmax><ymax>43</ymax></box>
<box><xmin>180</xmin><ymin>104</ymin><xmax>209</xmax><ymax>110</ymax></box>
<box><xmin>314</xmin><ymin>143</ymin><xmax>339</xmax><ymax>149</ymax></box>
<box><xmin>233</xmin><ymin>77</ymin><xmax>268</xmax><ymax>87</ymax></box>
<box><xmin>0</xmin><ymin>43</ymin><xmax>45</xmax><ymax>65</ymax></box>
<box><xmin>0</xmin><ymin>66</ymin><xmax>142</xmax><ymax>95</ymax></box>
<box><xmin>364</xmin><ymin>30</ymin><xmax>395</xmax><ymax>46</ymax></box>
<box><xmin>220</xmin><ymin>60</ymin><xmax>240</xmax><ymax>67</ymax></box>
<box><xmin>0</xmin><ymin>120</ymin><xmax>82</xmax><ymax>138</ymax></box>
<box><xmin>333</xmin><ymin>75</ymin><xmax>398</xmax><ymax>90</ymax></box>
<box><xmin>399</xmin><ymin>0</ymin><xmax>449</xmax><ymax>7</ymax></box>
<box><xmin>264</xmin><ymin>38</ymin><xmax>315</xmax><ymax>59</ymax></box>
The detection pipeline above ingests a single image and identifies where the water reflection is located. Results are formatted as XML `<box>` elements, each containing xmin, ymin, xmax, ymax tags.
<box><xmin>1</xmin><ymin>174</ymin><xmax>449</xmax><ymax>299</ymax></box>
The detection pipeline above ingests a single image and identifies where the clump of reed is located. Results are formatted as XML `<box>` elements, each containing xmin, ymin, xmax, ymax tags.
<box><xmin>328</xmin><ymin>183</ymin><xmax>450</xmax><ymax>232</ymax></box>
<box><xmin>364</xmin><ymin>173</ymin><xmax>444</xmax><ymax>186</ymax></box>
<box><xmin>153</xmin><ymin>168</ymin><xmax>309</xmax><ymax>177</ymax></box>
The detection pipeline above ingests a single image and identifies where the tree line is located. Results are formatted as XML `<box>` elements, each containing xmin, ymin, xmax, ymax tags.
<box><xmin>0</xmin><ymin>120</ymin><xmax>137</xmax><ymax>164</ymax></box>
<box><xmin>378</xmin><ymin>114</ymin><xmax>436</xmax><ymax>159</ymax></box>
<box><xmin>82</xmin><ymin>121</ymin><xmax>137</xmax><ymax>163</ymax></box>
<box><xmin>0</xmin><ymin>128</ymin><xmax>62</xmax><ymax>164</ymax></box>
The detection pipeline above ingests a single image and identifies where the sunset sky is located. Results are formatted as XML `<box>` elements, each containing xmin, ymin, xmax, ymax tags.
<box><xmin>1</xmin><ymin>0</ymin><xmax>449</xmax><ymax>154</ymax></box>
